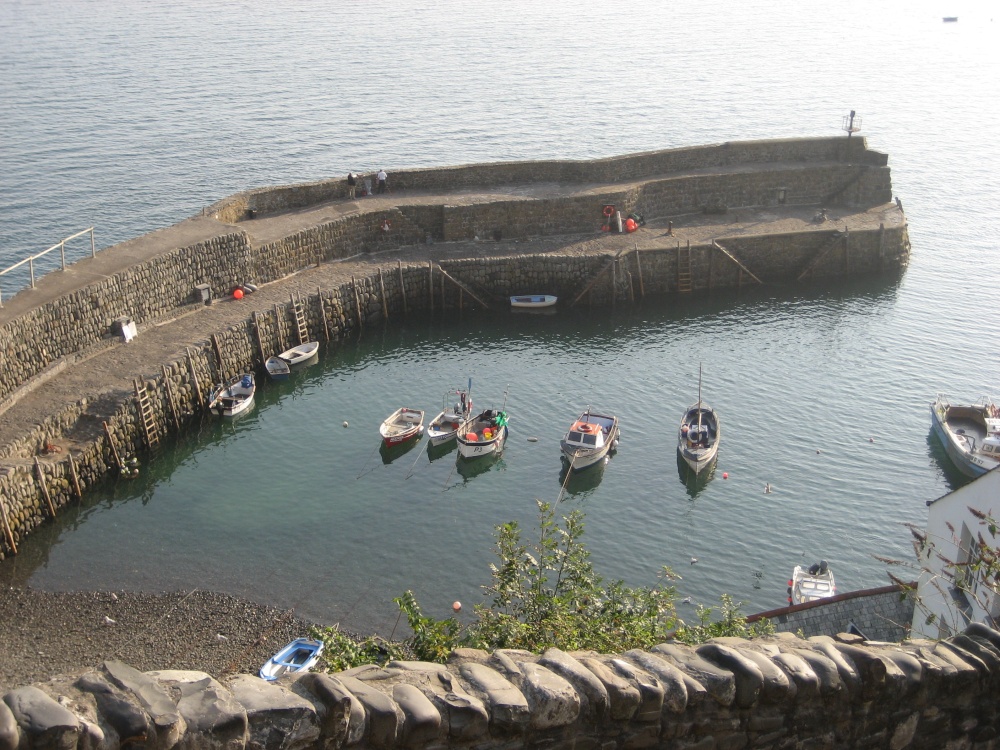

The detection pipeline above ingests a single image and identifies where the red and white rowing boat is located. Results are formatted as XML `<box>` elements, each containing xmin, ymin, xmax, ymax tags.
<box><xmin>379</xmin><ymin>407</ymin><xmax>425</xmax><ymax>446</ymax></box>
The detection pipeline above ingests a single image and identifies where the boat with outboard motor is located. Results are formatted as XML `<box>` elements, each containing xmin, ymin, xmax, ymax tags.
<box><xmin>930</xmin><ymin>394</ymin><xmax>1000</xmax><ymax>478</ymax></box>
<box><xmin>208</xmin><ymin>373</ymin><xmax>256</xmax><ymax>417</ymax></box>
<box><xmin>427</xmin><ymin>381</ymin><xmax>473</xmax><ymax>446</ymax></box>
<box><xmin>787</xmin><ymin>561</ymin><xmax>836</xmax><ymax>605</ymax></box>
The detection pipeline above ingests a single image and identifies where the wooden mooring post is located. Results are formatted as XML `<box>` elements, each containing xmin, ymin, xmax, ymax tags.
<box><xmin>253</xmin><ymin>311</ymin><xmax>267</xmax><ymax>363</ymax></box>
<box><xmin>211</xmin><ymin>334</ymin><xmax>225</xmax><ymax>380</ymax></box>
<box><xmin>186</xmin><ymin>348</ymin><xmax>204</xmax><ymax>411</ymax></box>
<box><xmin>378</xmin><ymin>268</ymin><xmax>389</xmax><ymax>319</ymax></box>
<box><xmin>273</xmin><ymin>305</ymin><xmax>288</xmax><ymax>354</ymax></box>
<box><xmin>317</xmin><ymin>287</ymin><xmax>330</xmax><ymax>341</ymax></box>
<box><xmin>428</xmin><ymin>261</ymin><xmax>434</xmax><ymax>313</ymax></box>
<box><xmin>0</xmin><ymin>495</ymin><xmax>16</xmax><ymax>555</ymax></box>
<box><xmin>34</xmin><ymin>457</ymin><xmax>56</xmax><ymax>518</ymax></box>
<box><xmin>398</xmin><ymin>260</ymin><xmax>408</xmax><ymax>314</ymax></box>
<box><xmin>162</xmin><ymin>365</ymin><xmax>182</xmax><ymax>433</ymax></box>
<box><xmin>435</xmin><ymin>264</ymin><xmax>490</xmax><ymax>309</ymax></box>
<box><xmin>103</xmin><ymin>421</ymin><xmax>124</xmax><ymax>473</ymax></box>
<box><xmin>634</xmin><ymin>245</ymin><xmax>645</xmax><ymax>299</ymax></box>
<box><xmin>351</xmin><ymin>276</ymin><xmax>363</xmax><ymax>329</ymax></box>
<box><xmin>67</xmin><ymin>452</ymin><xmax>82</xmax><ymax>501</ymax></box>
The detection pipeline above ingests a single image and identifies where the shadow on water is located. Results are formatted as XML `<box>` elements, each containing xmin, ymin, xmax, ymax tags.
<box><xmin>676</xmin><ymin>451</ymin><xmax>717</xmax><ymax>499</ymax></box>
<box><xmin>380</xmin><ymin>436</ymin><xmax>423</xmax><ymax>465</ymax></box>
<box><xmin>455</xmin><ymin>454</ymin><xmax>506</xmax><ymax>482</ymax></box>
<box><xmin>427</xmin><ymin>440</ymin><xmax>458</xmax><ymax>462</ymax></box>
<box><xmin>556</xmin><ymin>456</ymin><xmax>609</xmax><ymax>500</ymax></box>
<box><xmin>925</xmin><ymin>429</ymin><xmax>974</xmax><ymax>493</ymax></box>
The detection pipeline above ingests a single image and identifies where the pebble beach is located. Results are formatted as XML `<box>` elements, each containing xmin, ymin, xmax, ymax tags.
<box><xmin>0</xmin><ymin>587</ymin><xmax>318</xmax><ymax>692</ymax></box>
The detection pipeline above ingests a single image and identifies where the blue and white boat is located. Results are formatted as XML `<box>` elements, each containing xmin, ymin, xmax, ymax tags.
<box><xmin>208</xmin><ymin>374</ymin><xmax>255</xmax><ymax>417</ymax></box>
<box><xmin>265</xmin><ymin>356</ymin><xmax>291</xmax><ymax>381</ymax></box>
<box><xmin>930</xmin><ymin>394</ymin><xmax>1000</xmax><ymax>478</ymax></box>
<box><xmin>259</xmin><ymin>638</ymin><xmax>324</xmax><ymax>681</ymax></box>
<box><xmin>510</xmin><ymin>294</ymin><xmax>557</xmax><ymax>308</ymax></box>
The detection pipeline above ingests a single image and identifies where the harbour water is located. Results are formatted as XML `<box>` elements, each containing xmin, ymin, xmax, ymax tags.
<box><xmin>1</xmin><ymin>0</ymin><xmax>999</xmax><ymax>632</ymax></box>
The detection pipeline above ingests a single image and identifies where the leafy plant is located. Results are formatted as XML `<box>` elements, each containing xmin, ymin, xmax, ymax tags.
<box><xmin>310</xmin><ymin>624</ymin><xmax>406</xmax><ymax>673</ymax></box>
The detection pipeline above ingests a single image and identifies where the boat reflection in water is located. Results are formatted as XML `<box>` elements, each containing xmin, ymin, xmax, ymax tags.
<box><xmin>427</xmin><ymin>440</ymin><xmax>458</xmax><ymax>463</ymax></box>
<box><xmin>380</xmin><ymin>435</ymin><xmax>423</xmax><ymax>465</ymax></box>
<box><xmin>455</xmin><ymin>454</ymin><xmax>506</xmax><ymax>482</ymax></box>
<box><xmin>676</xmin><ymin>451</ymin><xmax>717</xmax><ymax>498</ymax></box>
<box><xmin>556</xmin><ymin>457</ymin><xmax>608</xmax><ymax>499</ymax></box>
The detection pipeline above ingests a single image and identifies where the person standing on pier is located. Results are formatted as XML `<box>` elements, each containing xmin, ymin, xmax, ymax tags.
<box><xmin>377</xmin><ymin>169</ymin><xmax>388</xmax><ymax>194</ymax></box>
<box><xmin>347</xmin><ymin>172</ymin><xmax>356</xmax><ymax>199</ymax></box>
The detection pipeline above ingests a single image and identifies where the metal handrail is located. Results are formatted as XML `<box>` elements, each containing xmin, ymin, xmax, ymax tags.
<box><xmin>0</xmin><ymin>227</ymin><xmax>96</xmax><ymax>307</ymax></box>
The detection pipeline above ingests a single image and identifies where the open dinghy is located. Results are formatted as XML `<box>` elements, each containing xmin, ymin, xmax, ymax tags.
<box><xmin>259</xmin><ymin>638</ymin><xmax>324</xmax><ymax>681</ymax></box>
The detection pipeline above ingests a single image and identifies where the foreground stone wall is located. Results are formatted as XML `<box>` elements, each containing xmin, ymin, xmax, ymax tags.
<box><xmin>4</xmin><ymin>623</ymin><xmax>1000</xmax><ymax>750</ymax></box>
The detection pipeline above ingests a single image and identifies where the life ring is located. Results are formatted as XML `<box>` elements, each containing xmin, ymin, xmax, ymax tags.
<box><xmin>602</xmin><ymin>205</ymin><xmax>615</xmax><ymax>218</ymax></box>
<box><xmin>574</xmin><ymin>422</ymin><xmax>600</xmax><ymax>434</ymax></box>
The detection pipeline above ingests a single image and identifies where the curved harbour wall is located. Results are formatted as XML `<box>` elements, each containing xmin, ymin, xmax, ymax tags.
<box><xmin>3</xmin><ymin>624</ymin><xmax>1000</xmax><ymax>750</ymax></box>
<box><xmin>0</xmin><ymin>136</ymin><xmax>908</xmax><ymax>563</ymax></box>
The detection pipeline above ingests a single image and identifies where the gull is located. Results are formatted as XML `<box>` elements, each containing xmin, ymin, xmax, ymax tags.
<box><xmin>764</xmin><ymin>483</ymin><xmax>772</xmax><ymax>494</ymax></box>
<box><xmin>682</xmin><ymin>596</ymin><xmax>692</xmax><ymax>604</ymax></box>
<box><xmin>869</xmin><ymin>436</ymin><xmax>875</xmax><ymax>443</ymax></box>
<box><xmin>690</xmin><ymin>556</ymin><xmax>698</xmax><ymax>565</ymax></box>
<box><xmin>103</xmin><ymin>616</ymin><xmax>116</xmax><ymax>626</ymax></box>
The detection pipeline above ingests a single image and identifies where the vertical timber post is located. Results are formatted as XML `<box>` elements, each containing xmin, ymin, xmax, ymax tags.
<box><xmin>317</xmin><ymin>287</ymin><xmax>330</xmax><ymax>341</ymax></box>
<box><xmin>398</xmin><ymin>261</ymin><xmax>408</xmax><ymax>314</ymax></box>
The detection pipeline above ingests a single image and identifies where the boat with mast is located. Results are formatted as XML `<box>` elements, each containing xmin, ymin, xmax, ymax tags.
<box><xmin>677</xmin><ymin>364</ymin><xmax>720</xmax><ymax>474</ymax></box>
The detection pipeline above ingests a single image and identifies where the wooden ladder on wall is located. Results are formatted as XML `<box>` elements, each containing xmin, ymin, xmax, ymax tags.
<box><xmin>677</xmin><ymin>243</ymin><xmax>693</xmax><ymax>293</ymax></box>
<box><xmin>134</xmin><ymin>380</ymin><xmax>160</xmax><ymax>449</ymax></box>
<box><xmin>292</xmin><ymin>296</ymin><xmax>309</xmax><ymax>345</ymax></box>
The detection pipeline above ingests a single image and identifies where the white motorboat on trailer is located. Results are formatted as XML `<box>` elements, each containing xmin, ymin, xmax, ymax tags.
<box><xmin>208</xmin><ymin>373</ymin><xmax>256</xmax><ymax>417</ymax></box>
<box><xmin>560</xmin><ymin>411</ymin><xmax>619</xmax><ymax>470</ymax></box>
<box><xmin>930</xmin><ymin>394</ymin><xmax>1000</xmax><ymax>478</ymax></box>
<box><xmin>787</xmin><ymin>561</ymin><xmax>836</xmax><ymax>605</ymax></box>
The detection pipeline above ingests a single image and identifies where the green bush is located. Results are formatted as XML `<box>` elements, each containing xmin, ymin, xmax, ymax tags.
<box><xmin>317</xmin><ymin>501</ymin><xmax>773</xmax><ymax>667</ymax></box>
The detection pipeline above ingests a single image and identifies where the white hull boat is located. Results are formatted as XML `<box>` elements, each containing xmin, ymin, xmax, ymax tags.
<box><xmin>208</xmin><ymin>374</ymin><xmax>256</xmax><ymax>417</ymax></box>
<box><xmin>265</xmin><ymin>356</ymin><xmax>291</xmax><ymax>381</ymax></box>
<box><xmin>678</xmin><ymin>365</ymin><xmax>720</xmax><ymax>474</ymax></box>
<box><xmin>788</xmin><ymin>561</ymin><xmax>836</xmax><ymax>605</ymax></box>
<box><xmin>560</xmin><ymin>411</ymin><xmax>619</xmax><ymax>470</ymax></box>
<box><xmin>278</xmin><ymin>341</ymin><xmax>319</xmax><ymax>367</ymax></box>
<box><xmin>930</xmin><ymin>394</ymin><xmax>1000</xmax><ymax>478</ymax></box>
<box><xmin>457</xmin><ymin>409</ymin><xmax>509</xmax><ymax>459</ymax></box>
<box><xmin>259</xmin><ymin>638</ymin><xmax>324</xmax><ymax>681</ymax></box>
<box><xmin>426</xmin><ymin>384</ymin><xmax>473</xmax><ymax>446</ymax></box>
<box><xmin>510</xmin><ymin>295</ymin><xmax>557</xmax><ymax>308</ymax></box>
<box><xmin>380</xmin><ymin>407</ymin><xmax>425</xmax><ymax>446</ymax></box>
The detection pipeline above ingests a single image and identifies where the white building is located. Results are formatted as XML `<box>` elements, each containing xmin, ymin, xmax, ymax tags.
<box><xmin>911</xmin><ymin>468</ymin><xmax>1000</xmax><ymax>639</ymax></box>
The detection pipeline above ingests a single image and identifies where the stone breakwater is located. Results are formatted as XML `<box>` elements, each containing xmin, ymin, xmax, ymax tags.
<box><xmin>4</xmin><ymin>623</ymin><xmax>1000</xmax><ymax>750</ymax></box>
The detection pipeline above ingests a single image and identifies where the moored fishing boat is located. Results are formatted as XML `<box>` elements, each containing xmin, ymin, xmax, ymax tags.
<box><xmin>677</xmin><ymin>365</ymin><xmax>720</xmax><ymax>474</ymax></box>
<box><xmin>259</xmin><ymin>638</ymin><xmax>324</xmax><ymax>681</ymax></box>
<box><xmin>457</xmin><ymin>408</ymin><xmax>509</xmax><ymax>459</ymax></box>
<box><xmin>379</xmin><ymin>407</ymin><xmax>425</xmax><ymax>446</ymax></box>
<box><xmin>426</xmin><ymin>382</ymin><xmax>473</xmax><ymax>446</ymax></box>
<box><xmin>787</xmin><ymin>561</ymin><xmax>836</xmax><ymax>605</ymax></box>
<box><xmin>208</xmin><ymin>374</ymin><xmax>256</xmax><ymax>417</ymax></box>
<box><xmin>930</xmin><ymin>394</ymin><xmax>1000</xmax><ymax>478</ymax></box>
<box><xmin>560</xmin><ymin>411</ymin><xmax>619</xmax><ymax>470</ymax></box>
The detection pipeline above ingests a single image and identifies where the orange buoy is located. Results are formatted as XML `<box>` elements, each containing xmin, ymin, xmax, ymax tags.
<box><xmin>466</xmin><ymin>432</ymin><xmax>478</xmax><ymax>441</ymax></box>
<box><xmin>233</xmin><ymin>288</ymin><xmax>244</xmax><ymax>300</ymax></box>
<box><xmin>452</xmin><ymin>601</ymin><xmax>462</xmax><ymax>612</ymax></box>
<box><xmin>722</xmin><ymin>472</ymin><xmax>729</xmax><ymax>479</ymax></box>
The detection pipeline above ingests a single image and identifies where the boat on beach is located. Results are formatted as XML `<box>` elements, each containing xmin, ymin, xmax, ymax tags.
<box><xmin>379</xmin><ymin>407</ymin><xmax>425</xmax><ymax>446</ymax></box>
<box><xmin>208</xmin><ymin>374</ymin><xmax>256</xmax><ymax>417</ymax></box>
<box><xmin>677</xmin><ymin>365</ymin><xmax>720</xmax><ymax>474</ymax></box>
<box><xmin>278</xmin><ymin>341</ymin><xmax>320</xmax><ymax>367</ymax></box>
<box><xmin>560</xmin><ymin>411</ymin><xmax>619</xmax><ymax>471</ymax></box>
<box><xmin>426</xmin><ymin>383</ymin><xmax>473</xmax><ymax>446</ymax></box>
<box><xmin>930</xmin><ymin>394</ymin><xmax>1000</xmax><ymax>477</ymax></box>
<box><xmin>787</xmin><ymin>561</ymin><xmax>836</xmax><ymax>605</ymax></box>
<box><xmin>510</xmin><ymin>294</ymin><xmax>557</xmax><ymax>308</ymax></box>
<box><xmin>265</xmin><ymin>356</ymin><xmax>291</xmax><ymax>381</ymax></box>
<box><xmin>259</xmin><ymin>638</ymin><xmax>324</xmax><ymax>681</ymax></box>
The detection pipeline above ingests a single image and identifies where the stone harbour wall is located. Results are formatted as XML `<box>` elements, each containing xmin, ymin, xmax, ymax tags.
<box><xmin>4</xmin><ymin>623</ymin><xmax>1000</xmax><ymax>750</ymax></box>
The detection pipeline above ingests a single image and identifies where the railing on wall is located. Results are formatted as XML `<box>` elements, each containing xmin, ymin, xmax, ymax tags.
<box><xmin>0</xmin><ymin>227</ymin><xmax>96</xmax><ymax>307</ymax></box>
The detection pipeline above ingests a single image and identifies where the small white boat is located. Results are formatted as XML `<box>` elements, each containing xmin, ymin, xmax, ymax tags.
<box><xmin>278</xmin><ymin>341</ymin><xmax>319</xmax><ymax>367</ymax></box>
<box><xmin>787</xmin><ymin>561</ymin><xmax>836</xmax><ymax>605</ymax></box>
<box><xmin>560</xmin><ymin>411</ymin><xmax>619</xmax><ymax>470</ymax></box>
<box><xmin>265</xmin><ymin>356</ymin><xmax>291</xmax><ymax>381</ymax></box>
<box><xmin>457</xmin><ymin>408</ymin><xmax>509</xmax><ymax>459</ymax></box>
<box><xmin>208</xmin><ymin>374</ymin><xmax>256</xmax><ymax>417</ymax></box>
<box><xmin>930</xmin><ymin>394</ymin><xmax>1000</xmax><ymax>478</ymax></box>
<box><xmin>259</xmin><ymin>638</ymin><xmax>324</xmax><ymax>682</ymax></box>
<box><xmin>426</xmin><ymin>384</ymin><xmax>473</xmax><ymax>446</ymax></box>
<box><xmin>380</xmin><ymin>407</ymin><xmax>425</xmax><ymax>446</ymax></box>
<box><xmin>678</xmin><ymin>365</ymin><xmax>720</xmax><ymax>474</ymax></box>
<box><xmin>510</xmin><ymin>294</ymin><xmax>557</xmax><ymax>308</ymax></box>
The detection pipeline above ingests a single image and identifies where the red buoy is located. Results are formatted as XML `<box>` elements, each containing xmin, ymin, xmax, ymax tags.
<box><xmin>233</xmin><ymin>288</ymin><xmax>244</xmax><ymax>300</ymax></box>
<box><xmin>722</xmin><ymin>472</ymin><xmax>729</xmax><ymax>479</ymax></box>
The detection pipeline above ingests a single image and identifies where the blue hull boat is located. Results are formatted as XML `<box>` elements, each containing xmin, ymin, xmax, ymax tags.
<box><xmin>259</xmin><ymin>637</ymin><xmax>324</xmax><ymax>681</ymax></box>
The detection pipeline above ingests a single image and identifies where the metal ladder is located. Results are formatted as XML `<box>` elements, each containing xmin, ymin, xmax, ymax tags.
<box><xmin>134</xmin><ymin>380</ymin><xmax>160</xmax><ymax>448</ymax></box>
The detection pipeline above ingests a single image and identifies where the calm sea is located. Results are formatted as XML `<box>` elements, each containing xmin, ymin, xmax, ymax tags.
<box><xmin>1</xmin><ymin>0</ymin><xmax>999</xmax><ymax>632</ymax></box>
